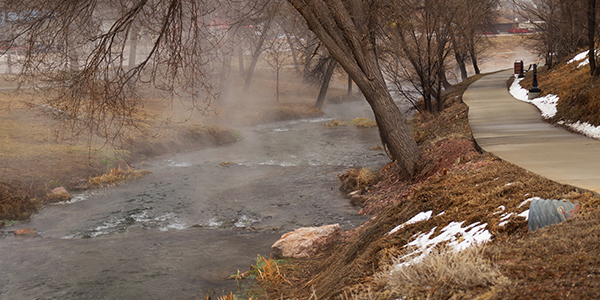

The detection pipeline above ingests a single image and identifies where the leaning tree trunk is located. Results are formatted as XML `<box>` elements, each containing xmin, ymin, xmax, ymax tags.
<box><xmin>314</xmin><ymin>58</ymin><xmax>336</xmax><ymax>109</ymax></box>
<box><xmin>288</xmin><ymin>0</ymin><xmax>421</xmax><ymax>180</ymax></box>
<box><xmin>357</xmin><ymin>75</ymin><xmax>421</xmax><ymax>180</ymax></box>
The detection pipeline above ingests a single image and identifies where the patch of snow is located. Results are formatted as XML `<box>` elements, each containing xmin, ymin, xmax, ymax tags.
<box><xmin>500</xmin><ymin>213</ymin><xmax>513</xmax><ymax>221</ymax></box>
<box><xmin>518</xmin><ymin>209</ymin><xmax>530</xmax><ymax>220</ymax></box>
<box><xmin>436</xmin><ymin>211</ymin><xmax>445</xmax><ymax>217</ymax></box>
<box><xmin>394</xmin><ymin>221</ymin><xmax>492</xmax><ymax>269</ymax></box>
<box><xmin>387</xmin><ymin>211</ymin><xmax>433</xmax><ymax>235</ymax></box>
<box><xmin>493</xmin><ymin>205</ymin><xmax>506</xmax><ymax>214</ymax></box>
<box><xmin>568</xmin><ymin>50</ymin><xmax>590</xmax><ymax>64</ymax></box>
<box><xmin>509</xmin><ymin>77</ymin><xmax>529</xmax><ymax>101</ymax></box>
<box><xmin>530</xmin><ymin>94</ymin><xmax>559</xmax><ymax>118</ymax></box>
<box><xmin>511</xmin><ymin>75</ymin><xmax>600</xmax><ymax>140</ymax></box>
<box><xmin>509</xmin><ymin>78</ymin><xmax>558</xmax><ymax>118</ymax></box>
<box><xmin>499</xmin><ymin>220</ymin><xmax>509</xmax><ymax>227</ymax></box>
<box><xmin>578</xmin><ymin>60</ymin><xmax>590</xmax><ymax>68</ymax></box>
<box><xmin>559</xmin><ymin>120</ymin><xmax>600</xmax><ymax>140</ymax></box>
<box><xmin>518</xmin><ymin>197</ymin><xmax>536</xmax><ymax>208</ymax></box>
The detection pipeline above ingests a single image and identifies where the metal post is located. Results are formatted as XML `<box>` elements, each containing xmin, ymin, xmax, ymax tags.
<box><xmin>529</xmin><ymin>64</ymin><xmax>541</xmax><ymax>93</ymax></box>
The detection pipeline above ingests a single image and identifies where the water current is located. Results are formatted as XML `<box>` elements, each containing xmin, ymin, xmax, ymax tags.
<box><xmin>0</xmin><ymin>101</ymin><xmax>393</xmax><ymax>299</ymax></box>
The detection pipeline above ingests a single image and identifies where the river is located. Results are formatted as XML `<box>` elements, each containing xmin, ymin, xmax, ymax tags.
<box><xmin>0</xmin><ymin>100</ymin><xmax>392</xmax><ymax>299</ymax></box>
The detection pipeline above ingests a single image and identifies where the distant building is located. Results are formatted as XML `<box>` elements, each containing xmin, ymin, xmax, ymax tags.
<box><xmin>490</xmin><ymin>17</ymin><xmax>516</xmax><ymax>34</ymax></box>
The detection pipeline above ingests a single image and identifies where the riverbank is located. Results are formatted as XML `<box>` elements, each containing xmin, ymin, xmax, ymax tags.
<box><xmin>254</xmin><ymin>71</ymin><xmax>600</xmax><ymax>299</ymax></box>
<box><xmin>0</xmin><ymin>69</ymin><xmax>344</xmax><ymax>222</ymax></box>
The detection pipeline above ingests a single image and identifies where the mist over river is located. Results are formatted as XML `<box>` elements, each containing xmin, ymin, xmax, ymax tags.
<box><xmin>0</xmin><ymin>100</ymin><xmax>392</xmax><ymax>299</ymax></box>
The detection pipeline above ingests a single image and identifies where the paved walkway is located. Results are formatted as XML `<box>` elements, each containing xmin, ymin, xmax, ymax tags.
<box><xmin>463</xmin><ymin>69</ymin><xmax>600</xmax><ymax>193</ymax></box>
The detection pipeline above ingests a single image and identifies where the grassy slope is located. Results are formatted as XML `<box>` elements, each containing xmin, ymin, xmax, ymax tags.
<box><xmin>259</xmin><ymin>73</ymin><xmax>600</xmax><ymax>299</ymax></box>
<box><xmin>519</xmin><ymin>53</ymin><xmax>600</xmax><ymax>126</ymax></box>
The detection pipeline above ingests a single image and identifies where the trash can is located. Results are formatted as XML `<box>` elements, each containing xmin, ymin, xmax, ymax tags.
<box><xmin>514</xmin><ymin>60</ymin><xmax>523</xmax><ymax>74</ymax></box>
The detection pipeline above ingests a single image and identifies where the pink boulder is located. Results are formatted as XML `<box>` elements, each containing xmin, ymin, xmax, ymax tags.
<box><xmin>271</xmin><ymin>224</ymin><xmax>341</xmax><ymax>258</ymax></box>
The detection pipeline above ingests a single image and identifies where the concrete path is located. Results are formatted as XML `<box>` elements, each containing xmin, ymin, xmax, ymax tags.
<box><xmin>463</xmin><ymin>69</ymin><xmax>600</xmax><ymax>193</ymax></box>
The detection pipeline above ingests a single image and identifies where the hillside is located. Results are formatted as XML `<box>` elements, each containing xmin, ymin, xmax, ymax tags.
<box><xmin>254</xmin><ymin>67</ymin><xmax>600</xmax><ymax>299</ymax></box>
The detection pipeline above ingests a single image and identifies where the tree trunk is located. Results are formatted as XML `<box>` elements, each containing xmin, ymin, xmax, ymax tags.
<box><xmin>218</xmin><ymin>23</ymin><xmax>240</xmax><ymax>103</ymax></box>
<box><xmin>589</xmin><ymin>0</ymin><xmax>598</xmax><ymax>76</ymax></box>
<box><xmin>237</xmin><ymin>42</ymin><xmax>245</xmax><ymax>77</ymax></box>
<box><xmin>243</xmin><ymin>16</ymin><xmax>273</xmax><ymax>91</ymax></box>
<box><xmin>359</xmin><ymin>77</ymin><xmax>421</xmax><ymax>180</ymax></box>
<box><xmin>469</xmin><ymin>46</ymin><xmax>481</xmax><ymax>74</ymax></box>
<box><xmin>314</xmin><ymin>58</ymin><xmax>336</xmax><ymax>109</ymax></box>
<box><xmin>276</xmin><ymin>67</ymin><xmax>280</xmax><ymax>102</ymax></box>
<box><xmin>288</xmin><ymin>0</ymin><xmax>421</xmax><ymax>180</ymax></box>
<box><xmin>128</xmin><ymin>27</ymin><xmax>139</xmax><ymax>70</ymax></box>
<box><xmin>455</xmin><ymin>51</ymin><xmax>468</xmax><ymax>81</ymax></box>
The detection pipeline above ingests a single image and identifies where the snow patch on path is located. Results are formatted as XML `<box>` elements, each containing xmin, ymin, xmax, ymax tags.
<box><xmin>509</xmin><ymin>76</ymin><xmax>600</xmax><ymax>140</ymax></box>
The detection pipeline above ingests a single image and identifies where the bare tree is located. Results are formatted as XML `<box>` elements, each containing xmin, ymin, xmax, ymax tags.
<box><xmin>313</xmin><ymin>57</ymin><xmax>336</xmax><ymax>109</ymax></box>
<box><xmin>1</xmin><ymin>0</ymin><xmax>230</xmax><ymax>145</ymax></box>
<box><xmin>387</xmin><ymin>0</ymin><xmax>454</xmax><ymax>113</ymax></box>
<box><xmin>288</xmin><ymin>0</ymin><xmax>421</xmax><ymax>179</ymax></box>
<box><xmin>518</xmin><ymin>0</ymin><xmax>588</xmax><ymax>67</ymax></box>
<box><xmin>263</xmin><ymin>25</ymin><xmax>291</xmax><ymax>102</ymax></box>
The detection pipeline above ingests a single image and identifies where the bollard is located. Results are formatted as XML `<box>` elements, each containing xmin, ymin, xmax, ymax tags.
<box><xmin>528</xmin><ymin>63</ymin><xmax>541</xmax><ymax>99</ymax></box>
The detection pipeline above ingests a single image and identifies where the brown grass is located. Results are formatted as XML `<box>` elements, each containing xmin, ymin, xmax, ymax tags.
<box><xmin>88</xmin><ymin>166</ymin><xmax>152</xmax><ymax>188</ymax></box>
<box><xmin>349</xmin><ymin>118</ymin><xmax>377</xmax><ymax>128</ymax></box>
<box><xmin>519</xmin><ymin>52</ymin><xmax>600</xmax><ymax>126</ymax></box>
<box><xmin>261</xmin><ymin>72</ymin><xmax>599</xmax><ymax>299</ymax></box>
<box><xmin>365</xmin><ymin>246</ymin><xmax>509</xmax><ymax>300</ymax></box>
<box><xmin>338</xmin><ymin>167</ymin><xmax>379</xmax><ymax>193</ymax></box>
<box><xmin>0</xmin><ymin>69</ymin><xmax>340</xmax><ymax>223</ymax></box>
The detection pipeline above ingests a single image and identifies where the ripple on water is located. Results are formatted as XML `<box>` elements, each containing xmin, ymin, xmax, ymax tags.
<box><xmin>165</xmin><ymin>159</ymin><xmax>192</xmax><ymax>167</ymax></box>
<box><xmin>62</xmin><ymin>209</ymin><xmax>186</xmax><ymax>239</ymax></box>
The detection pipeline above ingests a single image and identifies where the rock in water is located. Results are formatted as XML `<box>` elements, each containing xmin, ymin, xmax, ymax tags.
<box><xmin>271</xmin><ymin>224</ymin><xmax>341</xmax><ymax>258</ymax></box>
<box><xmin>47</xmin><ymin>187</ymin><xmax>72</xmax><ymax>202</ymax></box>
<box><xmin>14</xmin><ymin>228</ymin><xmax>36</xmax><ymax>235</ymax></box>
<box><xmin>528</xmin><ymin>198</ymin><xmax>580</xmax><ymax>232</ymax></box>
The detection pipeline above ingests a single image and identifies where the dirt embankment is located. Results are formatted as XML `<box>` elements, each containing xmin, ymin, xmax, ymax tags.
<box><xmin>255</xmin><ymin>74</ymin><xmax>600</xmax><ymax>300</ymax></box>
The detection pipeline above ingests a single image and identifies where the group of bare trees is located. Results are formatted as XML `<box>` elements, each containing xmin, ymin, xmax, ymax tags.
<box><xmin>517</xmin><ymin>0</ymin><xmax>600</xmax><ymax>75</ymax></box>
<box><xmin>381</xmin><ymin>0</ymin><xmax>498</xmax><ymax>114</ymax></box>
<box><xmin>1</xmin><ymin>0</ymin><xmax>498</xmax><ymax>179</ymax></box>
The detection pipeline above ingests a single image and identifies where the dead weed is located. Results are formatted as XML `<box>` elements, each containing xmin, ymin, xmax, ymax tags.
<box><xmin>349</xmin><ymin>118</ymin><xmax>377</xmax><ymax>128</ymax></box>
<box><xmin>365</xmin><ymin>245</ymin><xmax>509</xmax><ymax>300</ymax></box>
<box><xmin>89</xmin><ymin>166</ymin><xmax>151</xmax><ymax>188</ymax></box>
<box><xmin>338</xmin><ymin>167</ymin><xmax>379</xmax><ymax>193</ymax></box>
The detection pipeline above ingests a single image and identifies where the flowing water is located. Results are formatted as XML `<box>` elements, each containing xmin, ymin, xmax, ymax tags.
<box><xmin>0</xmin><ymin>101</ymin><xmax>392</xmax><ymax>299</ymax></box>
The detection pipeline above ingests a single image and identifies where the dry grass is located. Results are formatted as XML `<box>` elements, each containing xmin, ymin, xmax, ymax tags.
<box><xmin>262</xmin><ymin>71</ymin><xmax>599</xmax><ymax>299</ymax></box>
<box><xmin>0</xmin><ymin>181</ymin><xmax>40</xmax><ymax>220</ymax></box>
<box><xmin>378</xmin><ymin>246</ymin><xmax>509</xmax><ymax>299</ymax></box>
<box><xmin>349</xmin><ymin>118</ymin><xmax>377</xmax><ymax>128</ymax></box>
<box><xmin>325</xmin><ymin>120</ymin><xmax>348</xmax><ymax>127</ymax></box>
<box><xmin>338</xmin><ymin>167</ymin><xmax>379</xmax><ymax>193</ymax></box>
<box><xmin>88</xmin><ymin>166</ymin><xmax>152</xmax><ymax>188</ymax></box>
<box><xmin>252</xmin><ymin>255</ymin><xmax>290</xmax><ymax>286</ymax></box>
<box><xmin>519</xmin><ymin>52</ymin><xmax>600</xmax><ymax>126</ymax></box>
